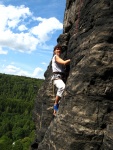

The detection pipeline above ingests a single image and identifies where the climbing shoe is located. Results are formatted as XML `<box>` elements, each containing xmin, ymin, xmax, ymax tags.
<box><xmin>53</xmin><ymin>103</ymin><xmax>59</xmax><ymax>111</ymax></box>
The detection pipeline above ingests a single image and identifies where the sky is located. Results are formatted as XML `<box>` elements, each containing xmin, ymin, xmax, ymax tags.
<box><xmin>0</xmin><ymin>0</ymin><xmax>66</xmax><ymax>79</ymax></box>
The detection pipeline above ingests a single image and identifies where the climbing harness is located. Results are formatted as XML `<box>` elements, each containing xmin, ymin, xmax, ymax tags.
<box><xmin>51</xmin><ymin>72</ymin><xmax>65</xmax><ymax>97</ymax></box>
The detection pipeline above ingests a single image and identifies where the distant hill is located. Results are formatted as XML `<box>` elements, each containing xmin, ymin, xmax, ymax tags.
<box><xmin>0</xmin><ymin>73</ymin><xmax>44</xmax><ymax>150</ymax></box>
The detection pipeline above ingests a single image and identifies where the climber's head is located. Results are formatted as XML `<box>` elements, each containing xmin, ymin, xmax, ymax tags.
<box><xmin>53</xmin><ymin>45</ymin><xmax>62</xmax><ymax>56</ymax></box>
<box><xmin>54</xmin><ymin>45</ymin><xmax>62</xmax><ymax>52</ymax></box>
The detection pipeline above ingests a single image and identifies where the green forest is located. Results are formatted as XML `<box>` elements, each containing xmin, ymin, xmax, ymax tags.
<box><xmin>0</xmin><ymin>73</ymin><xmax>44</xmax><ymax>150</ymax></box>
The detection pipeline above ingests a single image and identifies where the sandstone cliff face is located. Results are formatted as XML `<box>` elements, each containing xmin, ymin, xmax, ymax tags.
<box><xmin>32</xmin><ymin>0</ymin><xmax>113</xmax><ymax>149</ymax></box>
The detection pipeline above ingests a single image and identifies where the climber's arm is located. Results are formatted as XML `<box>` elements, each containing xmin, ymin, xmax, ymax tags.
<box><xmin>55</xmin><ymin>55</ymin><xmax>70</xmax><ymax>65</ymax></box>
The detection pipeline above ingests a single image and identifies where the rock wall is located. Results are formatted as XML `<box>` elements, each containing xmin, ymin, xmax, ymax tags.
<box><xmin>32</xmin><ymin>0</ymin><xmax>113</xmax><ymax>149</ymax></box>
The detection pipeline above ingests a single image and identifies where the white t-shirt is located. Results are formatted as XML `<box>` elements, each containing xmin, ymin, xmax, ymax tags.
<box><xmin>52</xmin><ymin>55</ymin><xmax>64</xmax><ymax>73</ymax></box>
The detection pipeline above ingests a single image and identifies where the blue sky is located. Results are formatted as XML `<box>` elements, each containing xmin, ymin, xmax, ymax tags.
<box><xmin>0</xmin><ymin>0</ymin><xmax>66</xmax><ymax>79</ymax></box>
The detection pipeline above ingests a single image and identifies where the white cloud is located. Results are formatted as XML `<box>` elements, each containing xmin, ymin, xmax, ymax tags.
<box><xmin>0</xmin><ymin>4</ymin><xmax>63</xmax><ymax>54</ymax></box>
<box><xmin>0</xmin><ymin>5</ymin><xmax>31</xmax><ymax>30</ymax></box>
<box><xmin>18</xmin><ymin>25</ymin><xmax>28</xmax><ymax>31</ymax></box>
<box><xmin>31</xmin><ymin>17</ymin><xmax>63</xmax><ymax>42</ymax></box>
<box><xmin>0</xmin><ymin>47</ymin><xmax>8</xmax><ymax>54</ymax></box>
<box><xmin>2</xmin><ymin>64</ymin><xmax>44</xmax><ymax>78</ymax></box>
<box><xmin>32</xmin><ymin>67</ymin><xmax>43</xmax><ymax>78</ymax></box>
<box><xmin>41</xmin><ymin>62</ymin><xmax>47</xmax><ymax>65</ymax></box>
<box><xmin>3</xmin><ymin>65</ymin><xmax>21</xmax><ymax>74</ymax></box>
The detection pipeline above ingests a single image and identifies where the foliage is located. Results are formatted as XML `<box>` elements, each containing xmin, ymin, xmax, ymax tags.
<box><xmin>0</xmin><ymin>73</ymin><xmax>44</xmax><ymax>150</ymax></box>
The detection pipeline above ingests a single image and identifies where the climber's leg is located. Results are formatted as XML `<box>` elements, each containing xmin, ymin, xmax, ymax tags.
<box><xmin>53</xmin><ymin>79</ymin><xmax>65</xmax><ymax>116</ymax></box>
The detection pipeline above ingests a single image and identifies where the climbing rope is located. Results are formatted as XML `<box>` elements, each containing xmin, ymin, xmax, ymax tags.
<box><xmin>75</xmin><ymin>0</ymin><xmax>84</xmax><ymax>34</ymax></box>
<box><xmin>52</xmin><ymin>81</ymin><xmax>55</xmax><ymax>98</ymax></box>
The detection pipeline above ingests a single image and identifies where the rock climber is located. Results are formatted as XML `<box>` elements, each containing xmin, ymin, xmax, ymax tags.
<box><xmin>51</xmin><ymin>44</ymin><xmax>70</xmax><ymax>116</ymax></box>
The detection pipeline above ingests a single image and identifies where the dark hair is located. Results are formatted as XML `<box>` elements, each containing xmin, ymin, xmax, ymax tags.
<box><xmin>53</xmin><ymin>44</ymin><xmax>62</xmax><ymax>51</ymax></box>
